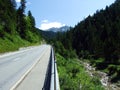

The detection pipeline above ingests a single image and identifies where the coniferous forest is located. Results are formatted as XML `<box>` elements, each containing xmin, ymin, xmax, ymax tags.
<box><xmin>0</xmin><ymin>0</ymin><xmax>42</xmax><ymax>53</ymax></box>
<box><xmin>1</xmin><ymin>0</ymin><xmax>120</xmax><ymax>90</ymax></box>
<box><xmin>49</xmin><ymin>0</ymin><xmax>120</xmax><ymax>86</ymax></box>
<box><xmin>72</xmin><ymin>0</ymin><xmax>120</xmax><ymax>80</ymax></box>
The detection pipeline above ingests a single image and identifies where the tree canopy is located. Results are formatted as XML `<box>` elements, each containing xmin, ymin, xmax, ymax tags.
<box><xmin>50</xmin><ymin>0</ymin><xmax>120</xmax><ymax>83</ymax></box>
<box><xmin>0</xmin><ymin>0</ymin><xmax>42</xmax><ymax>52</ymax></box>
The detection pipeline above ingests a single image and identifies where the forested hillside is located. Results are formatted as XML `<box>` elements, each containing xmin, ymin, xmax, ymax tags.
<box><xmin>0</xmin><ymin>0</ymin><xmax>42</xmax><ymax>53</ymax></box>
<box><xmin>52</xmin><ymin>0</ymin><xmax>120</xmax><ymax>83</ymax></box>
<box><xmin>1</xmin><ymin>0</ymin><xmax>120</xmax><ymax>89</ymax></box>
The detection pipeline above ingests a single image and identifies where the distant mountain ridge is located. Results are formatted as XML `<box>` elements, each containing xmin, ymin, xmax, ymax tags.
<box><xmin>38</xmin><ymin>26</ymin><xmax>70</xmax><ymax>40</ymax></box>
<box><xmin>46</xmin><ymin>26</ymin><xmax>70</xmax><ymax>32</ymax></box>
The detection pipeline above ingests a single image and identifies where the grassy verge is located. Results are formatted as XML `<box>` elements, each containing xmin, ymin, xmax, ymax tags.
<box><xmin>56</xmin><ymin>53</ymin><xmax>105</xmax><ymax>90</ymax></box>
<box><xmin>0</xmin><ymin>35</ymin><xmax>41</xmax><ymax>53</ymax></box>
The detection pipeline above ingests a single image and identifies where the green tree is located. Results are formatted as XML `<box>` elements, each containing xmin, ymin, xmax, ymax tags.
<box><xmin>17</xmin><ymin>0</ymin><xmax>27</xmax><ymax>39</ymax></box>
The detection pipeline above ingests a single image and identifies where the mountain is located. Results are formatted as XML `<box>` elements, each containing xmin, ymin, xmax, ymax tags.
<box><xmin>46</xmin><ymin>26</ymin><xmax>70</xmax><ymax>32</ymax></box>
<box><xmin>51</xmin><ymin>0</ymin><xmax>120</xmax><ymax>83</ymax></box>
<box><xmin>37</xmin><ymin>26</ymin><xmax>70</xmax><ymax>41</ymax></box>
<box><xmin>38</xmin><ymin>30</ymin><xmax>56</xmax><ymax>40</ymax></box>
<box><xmin>38</xmin><ymin>26</ymin><xmax>70</xmax><ymax>40</ymax></box>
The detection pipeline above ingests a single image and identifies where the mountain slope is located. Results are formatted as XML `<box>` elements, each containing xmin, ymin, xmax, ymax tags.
<box><xmin>46</xmin><ymin>26</ymin><xmax>70</xmax><ymax>32</ymax></box>
<box><xmin>0</xmin><ymin>0</ymin><xmax>42</xmax><ymax>53</ymax></box>
<box><xmin>38</xmin><ymin>29</ymin><xmax>56</xmax><ymax>40</ymax></box>
<box><xmin>51</xmin><ymin>0</ymin><xmax>120</xmax><ymax>83</ymax></box>
<box><xmin>37</xmin><ymin>26</ymin><xmax>70</xmax><ymax>41</ymax></box>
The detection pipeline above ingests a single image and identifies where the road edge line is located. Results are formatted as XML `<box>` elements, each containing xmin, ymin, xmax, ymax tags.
<box><xmin>10</xmin><ymin>47</ymin><xmax>48</xmax><ymax>90</ymax></box>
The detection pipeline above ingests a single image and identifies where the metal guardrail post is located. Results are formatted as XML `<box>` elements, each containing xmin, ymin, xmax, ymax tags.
<box><xmin>50</xmin><ymin>48</ymin><xmax>60</xmax><ymax>90</ymax></box>
<box><xmin>54</xmin><ymin>60</ymin><xmax>60</xmax><ymax>90</ymax></box>
<box><xmin>50</xmin><ymin>48</ymin><xmax>55</xmax><ymax>90</ymax></box>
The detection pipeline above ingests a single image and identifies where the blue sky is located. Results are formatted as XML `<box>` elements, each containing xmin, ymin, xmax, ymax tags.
<box><xmin>16</xmin><ymin>0</ymin><xmax>116</xmax><ymax>30</ymax></box>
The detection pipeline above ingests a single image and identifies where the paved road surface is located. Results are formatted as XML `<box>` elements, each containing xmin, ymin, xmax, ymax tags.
<box><xmin>0</xmin><ymin>45</ymin><xmax>51</xmax><ymax>90</ymax></box>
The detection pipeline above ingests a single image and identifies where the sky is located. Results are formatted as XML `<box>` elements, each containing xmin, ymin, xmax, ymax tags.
<box><xmin>16</xmin><ymin>0</ymin><xmax>116</xmax><ymax>30</ymax></box>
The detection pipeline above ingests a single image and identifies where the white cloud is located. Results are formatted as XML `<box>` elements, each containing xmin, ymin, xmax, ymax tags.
<box><xmin>39</xmin><ymin>20</ymin><xmax>65</xmax><ymax>30</ymax></box>
<box><xmin>16</xmin><ymin>0</ymin><xmax>21</xmax><ymax>3</ymax></box>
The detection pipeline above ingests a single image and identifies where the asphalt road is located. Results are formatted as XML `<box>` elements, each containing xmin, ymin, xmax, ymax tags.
<box><xmin>0</xmin><ymin>45</ymin><xmax>51</xmax><ymax>90</ymax></box>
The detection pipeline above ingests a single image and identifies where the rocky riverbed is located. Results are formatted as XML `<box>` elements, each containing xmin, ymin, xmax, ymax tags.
<box><xmin>83</xmin><ymin>62</ymin><xmax>120</xmax><ymax>90</ymax></box>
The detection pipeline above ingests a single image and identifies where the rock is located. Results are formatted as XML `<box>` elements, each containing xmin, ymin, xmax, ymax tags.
<box><xmin>82</xmin><ymin>62</ymin><xmax>120</xmax><ymax>90</ymax></box>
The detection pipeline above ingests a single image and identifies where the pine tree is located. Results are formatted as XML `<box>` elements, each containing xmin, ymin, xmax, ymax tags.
<box><xmin>17</xmin><ymin>0</ymin><xmax>27</xmax><ymax>39</ymax></box>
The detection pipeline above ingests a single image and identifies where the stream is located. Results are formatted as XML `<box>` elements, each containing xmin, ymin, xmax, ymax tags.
<box><xmin>83</xmin><ymin>62</ymin><xmax>120</xmax><ymax>90</ymax></box>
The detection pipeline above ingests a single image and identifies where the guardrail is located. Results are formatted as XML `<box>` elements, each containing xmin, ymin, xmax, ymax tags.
<box><xmin>42</xmin><ymin>47</ymin><xmax>60</xmax><ymax>90</ymax></box>
<box><xmin>50</xmin><ymin>48</ymin><xmax>60</xmax><ymax>90</ymax></box>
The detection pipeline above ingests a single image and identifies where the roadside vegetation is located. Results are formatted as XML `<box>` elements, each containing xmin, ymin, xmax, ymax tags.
<box><xmin>48</xmin><ymin>40</ymin><xmax>104</xmax><ymax>89</ymax></box>
<box><xmin>0</xmin><ymin>35</ymin><xmax>41</xmax><ymax>53</ymax></box>
<box><xmin>1</xmin><ymin>0</ymin><xmax>120</xmax><ymax>89</ymax></box>
<box><xmin>56</xmin><ymin>53</ymin><xmax>104</xmax><ymax>90</ymax></box>
<box><xmin>48</xmin><ymin>0</ymin><xmax>120</xmax><ymax>86</ymax></box>
<box><xmin>46</xmin><ymin>0</ymin><xmax>120</xmax><ymax>89</ymax></box>
<box><xmin>0</xmin><ymin>0</ymin><xmax>42</xmax><ymax>53</ymax></box>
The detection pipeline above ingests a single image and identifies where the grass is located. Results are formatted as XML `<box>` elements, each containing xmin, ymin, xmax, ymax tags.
<box><xmin>0</xmin><ymin>35</ymin><xmax>41</xmax><ymax>53</ymax></box>
<box><xmin>56</xmin><ymin>53</ymin><xmax>105</xmax><ymax>90</ymax></box>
